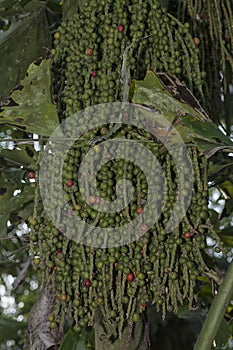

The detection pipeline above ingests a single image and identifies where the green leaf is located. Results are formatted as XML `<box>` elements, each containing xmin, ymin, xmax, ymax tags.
<box><xmin>178</xmin><ymin>115</ymin><xmax>233</xmax><ymax>147</ymax></box>
<box><xmin>0</xmin><ymin>171</ymin><xmax>34</xmax><ymax>238</ymax></box>
<box><xmin>208</xmin><ymin>162</ymin><xmax>233</xmax><ymax>177</ymax></box>
<box><xmin>2</xmin><ymin>168</ymin><xmax>26</xmax><ymax>186</ymax></box>
<box><xmin>0</xmin><ymin>59</ymin><xmax>59</xmax><ymax>136</ymax></box>
<box><xmin>177</xmin><ymin>307</ymin><xmax>203</xmax><ymax>321</ymax></box>
<box><xmin>215</xmin><ymin>319</ymin><xmax>232</xmax><ymax>348</ymax></box>
<box><xmin>0</xmin><ymin>3</ymin><xmax>51</xmax><ymax>98</ymax></box>
<box><xmin>59</xmin><ymin>329</ymin><xmax>89</xmax><ymax>350</ymax></box>
<box><xmin>0</xmin><ymin>317</ymin><xmax>26</xmax><ymax>342</ymax></box>
<box><xmin>0</xmin><ymin>0</ymin><xmax>45</xmax><ymax>16</ymax></box>
<box><xmin>220</xmin><ymin>234</ymin><xmax>233</xmax><ymax>247</ymax></box>
<box><xmin>17</xmin><ymin>201</ymin><xmax>34</xmax><ymax>220</ymax></box>
<box><xmin>62</xmin><ymin>0</ymin><xmax>88</xmax><ymax>18</ymax></box>
<box><xmin>132</xmin><ymin>71</ymin><xmax>233</xmax><ymax>152</ymax></box>
<box><xmin>0</xmin><ymin>144</ymin><xmax>37</xmax><ymax>166</ymax></box>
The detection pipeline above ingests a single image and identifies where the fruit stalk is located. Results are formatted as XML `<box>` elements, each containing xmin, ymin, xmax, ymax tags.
<box><xmin>194</xmin><ymin>259</ymin><xmax>233</xmax><ymax>350</ymax></box>
<box><xmin>94</xmin><ymin>310</ymin><xmax>150</xmax><ymax>350</ymax></box>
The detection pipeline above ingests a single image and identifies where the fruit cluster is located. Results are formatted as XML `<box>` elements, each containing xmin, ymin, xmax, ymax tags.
<box><xmin>172</xmin><ymin>0</ymin><xmax>233</xmax><ymax>123</ymax></box>
<box><xmin>52</xmin><ymin>0</ymin><xmax>205</xmax><ymax>120</ymax></box>
<box><xmin>28</xmin><ymin>0</ymin><xmax>222</xmax><ymax>341</ymax></box>
<box><xmin>29</xmin><ymin>134</ymin><xmax>221</xmax><ymax>339</ymax></box>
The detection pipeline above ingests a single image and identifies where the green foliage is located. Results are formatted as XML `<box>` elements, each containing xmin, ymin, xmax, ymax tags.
<box><xmin>62</xmin><ymin>0</ymin><xmax>87</xmax><ymax>19</ymax></box>
<box><xmin>0</xmin><ymin>176</ymin><xmax>34</xmax><ymax>238</ymax></box>
<box><xmin>0</xmin><ymin>1</ymin><xmax>51</xmax><ymax>99</ymax></box>
<box><xmin>0</xmin><ymin>317</ymin><xmax>26</xmax><ymax>342</ymax></box>
<box><xmin>60</xmin><ymin>328</ymin><xmax>94</xmax><ymax>350</ymax></box>
<box><xmin>0</xmin><ymin>59</ymin><xmax>59</xmax><ymax>135</ymax></box>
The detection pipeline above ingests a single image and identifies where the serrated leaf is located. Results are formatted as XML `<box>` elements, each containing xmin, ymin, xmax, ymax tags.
<box><xmin>0</xmin><ymin>3</ymin><xmax>51</xmax><ymax>98</ymax></box>
<box><xmin>0</xmin><ymin>59</ymin><xmax>59</xmax><ymax>136</ymax></box>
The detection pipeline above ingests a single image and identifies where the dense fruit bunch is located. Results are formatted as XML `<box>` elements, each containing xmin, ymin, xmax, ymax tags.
<box><xmin>171</xmin><ymin>0</ymin><xmax>233</xmax><ymax>124</ymax></box>
<box><xmin>52</xmin><ymin>0</ymin><xmax>205</xmax><ymax>120</ymax></box>
<box><xmin>29</xmin><ymin>137</ymin><xmax>221</xmax><ymax>339</ymax></box>
<box><xmin>29</xmin><ymin>0</ymin><xmax>222</xmax><ymax>342</ymax></box>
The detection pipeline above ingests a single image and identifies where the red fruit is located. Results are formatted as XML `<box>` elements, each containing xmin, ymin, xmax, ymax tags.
<box><xmin>140</xmin><ymin>224</ymin><xmax>148</xmax><ymax>232</ymax></box>
<box><xmin>184</xmin><ymin>232</ymin><xmax>191</xmax><ymax>239</ymax></box>
<box><xmin>28</xmin><ymin>171</ymin><xmax>35</xmax><ymax>179</ymax></box>
<box><xmin>95</xmin><ymin>197</ymin><xmax>101</xmax><ymax>204</ymax></box>
<box><xmin>86</xmin><ymin>48</ymin><xmax>93</xmax><ymax>56</ymax></box>
<box><xmin>66</xmin><ymin>180</ymin><xmax>73</xmax><ymax>187</ymax></box>
<box><xmin>137</xmin><ymin>207</ymin><xmax>144</xmax><ymax>214</ymax></box>
<box><xmin>91</xmin><ymin>70</ymin><xmax>97</xmax><ymax>77</ymax></box>
<box><xmin>126</xmin><ymin>273</ymin><xmax>135</xmax><ymax>282</ymax></box>
<box><xmin>114</xmin><ymin>262</ymin><xmax>119</xmax><ymax>269</ymax></box>
<box><xmin>141</xmin><ymin>302</ymin><xmax>148</xmax><ymax>308</ymax></box>
<box><xmin>83</xmin><ymin>279</ymin><xmax>91</xmax><ymax>287</ymax></box>
<box><xmin>55</xmin><ymin>250</ymin><xmax>63</xmax><ymax>260</ymax></box>
<box><xmin>55</xmin><ymin>249</ymin><xmax>62</xmax><ymax>256</ymax></box>
<box><xmin>117</xmin><ymin>25</ymin><xmax>124</xmax><ymax>32</ymax></box>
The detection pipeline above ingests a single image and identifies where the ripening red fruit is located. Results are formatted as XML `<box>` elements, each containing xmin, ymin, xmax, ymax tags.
<box><xmin>66</xmin><ymin>180</ymin><xmax>73</xmax><ymax>187</ymax></box>
<box><xmin>91</xmin><ymin>70</ymin><xmax>97</xmax><ymax>77</ymax></box>
<box><xmin>137</xmin><ymin>207</ymin><xmax>144</xmax><ymax>214</ymax></box>
<box><xmin>114</xmin><ymin>262</ymin><xmax>119</xmax><ymax>269</ymax></box>
<box><xmin>141</xmin><ymin>302</ymin><xmax>148</xmax><ymax>309</ymax></box>
<box><xmin>55</xmin><ymin>249</ymin><xmax>62</xmax><ymax>256</ymax></box>
<box><xmin>86</xmin><ymin>48</ymin><xmax>93</xmax><ymax>56</ymax></box>
<box><xmin>55</xmin><ymin>250</ymin><xmax>63</xmax><ymax>259</ymax></box>
<box><xmin>117</xmin><ymin>25</ymin><xmax>124</xmax><ymax>32</ymax></box>
<box><xmin>28</xmin><ymin>171</ymin><xmax>35</xmax><ymax>179</ymax></box>
<box><xmin>126</xmin><ymin>273</ymin><xmax>135</xmax><ymax>282</ymax></box>
<box><xmin>184</xmin><ymin>232</ymin><xmax>191</xmax><ymax>239</ymax></box>
<box><xmin>83</xmin><ymin>279</ymin><xmax>91</xmax><ymax>287</ymax></box>
<box><xmin>95</xmin><ymin>197</ymin><xmax>101</xmax><ymax>204</ymax></box>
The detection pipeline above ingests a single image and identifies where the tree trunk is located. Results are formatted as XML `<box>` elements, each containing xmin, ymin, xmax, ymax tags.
<box><xmin>94</xmin><ymin>311</ymin><xmax>150</xmax><ymax>350</ymax></box>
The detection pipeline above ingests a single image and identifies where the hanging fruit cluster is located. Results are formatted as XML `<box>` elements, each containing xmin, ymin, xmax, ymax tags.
<box><xmin>29</xmin><ymin>138</ymin><xmax>222</xmax><ymax>339</ymax></box>
<box><xmin>52</xmin><ymin>0</ymin><xmax>205</xmax><ymax>120</ymax></box>
<box><xmin>170</xmin><ymin>0</ymin><xmax>233</xmax><ymax>124</ymax></box>
<box><xmin>29</xmin><ymin>0</ymin><xmax>223</xmax><ymax>341</ymax></box>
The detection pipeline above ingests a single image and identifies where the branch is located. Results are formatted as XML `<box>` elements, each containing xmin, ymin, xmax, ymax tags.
<box><xmin>12</xmin><ymin>256</ymin><xmax>32</xmax><ymax>289</ymax></box>
<box><xmin>194</xmin><ymin>260</ymin><xmax>233</xmax><ymax>350</ymax></box>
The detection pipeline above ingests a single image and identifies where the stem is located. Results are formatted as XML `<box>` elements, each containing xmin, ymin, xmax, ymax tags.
<box><xmin>94</xmin><ymin>310</ymin><xmax>150</xmax><ymax>350</ymax></box>
<box><xmin>194</xmin><ymin>260</ymin><xmax>233</xmax><ymax>350</ymax></box>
